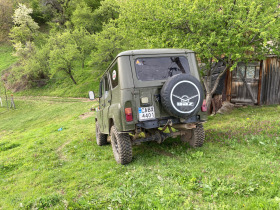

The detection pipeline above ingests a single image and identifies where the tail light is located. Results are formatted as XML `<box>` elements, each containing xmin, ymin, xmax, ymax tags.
<box><xmin>125</xmin><ymin>108</ymin><xmax>133</xmax><ymax>122</ymax></box>
<box><xmin>201</xmin><ymin>99</ymin><xmax>207</xmax><ymax>112</ymax></box>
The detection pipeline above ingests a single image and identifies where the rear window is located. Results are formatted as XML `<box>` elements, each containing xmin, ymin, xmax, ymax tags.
<box><xmin>135</xmin><ymin>56</ymin><xmax>190</xmax><ymax>81</ymax></box>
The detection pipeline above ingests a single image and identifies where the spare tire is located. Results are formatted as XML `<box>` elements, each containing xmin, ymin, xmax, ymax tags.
<box><xmin>161</xmin><ymin>74</ymin><xmax>204</xmax><ymax>118</ymax></box>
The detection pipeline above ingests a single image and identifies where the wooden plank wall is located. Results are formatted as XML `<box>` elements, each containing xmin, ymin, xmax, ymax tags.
<box><xmin>260</xmin><ymin>57</ymin><xmax>280</xmax><ymax>105</ymax></box>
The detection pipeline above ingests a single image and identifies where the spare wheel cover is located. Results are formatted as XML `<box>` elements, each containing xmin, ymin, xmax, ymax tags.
<box><xmin>161</xmin><ymin>74</ymin><xmax>203</xmax><ymax>118</ymax></box>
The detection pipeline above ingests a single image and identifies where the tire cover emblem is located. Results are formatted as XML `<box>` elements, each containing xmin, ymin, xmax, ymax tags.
<box><xmin>170</xmin><ymin>80</ymin><xmax>200</xmax><ymax>114</ymax></box>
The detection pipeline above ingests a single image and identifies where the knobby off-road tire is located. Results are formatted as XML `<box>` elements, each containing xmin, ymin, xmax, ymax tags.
<box><xmin>188</xmin><ymin>123</ymin><xmax>205</xmax><ymax>147</ymax></box>
<box><xmin>110</xmin><ymin>125</ymin><xmax>132</xmax><ymax>165</ymax></box>
<box><xmin>96</xmin><ymin>122</ymin><xmax>108</xmax><ymax>146</ymax></box>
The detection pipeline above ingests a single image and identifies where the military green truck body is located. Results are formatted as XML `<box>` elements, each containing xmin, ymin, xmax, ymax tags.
<box><xmin>91</xmin><ymin>49</ymin><xmax>207</xmax><ymax>164</ymax></box>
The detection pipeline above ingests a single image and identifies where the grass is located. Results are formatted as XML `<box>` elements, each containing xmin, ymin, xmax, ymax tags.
<box><xmin>0</xmin><ymin>44</ymin><xmax>100</xmax><ymax>98</ymax></box>
<box><xmin>0</xmin><ymin>44</ymin><xmax>17</xmax><ymax>74</ymax></box>
<box><xmin>1</xmin><ymin>98</ymin><xmax>280</xmax><ymax>209</ymax></box>
<box><xmin>16</xmin><ymin>69</ymin><xmax>101</xmax><ymax>98</ymax></box>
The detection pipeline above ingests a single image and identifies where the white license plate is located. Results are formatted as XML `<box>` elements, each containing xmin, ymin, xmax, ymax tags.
<box><xmin>138</xmin><ymin>106</ymin><xmax>155</xmax><ymax>121</ymax></box>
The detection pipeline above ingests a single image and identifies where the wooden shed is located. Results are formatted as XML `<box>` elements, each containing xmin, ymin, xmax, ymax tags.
<box><xmin>209</xmin><ymin>56</ymin><xmax>280</xmax><ymax>112</ymax></box>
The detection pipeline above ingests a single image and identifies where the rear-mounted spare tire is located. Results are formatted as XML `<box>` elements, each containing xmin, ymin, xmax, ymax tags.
<box><xmin>161</xmin><ymin>74</ymin><xmax>203</xmax><ymax>119</ymax></box>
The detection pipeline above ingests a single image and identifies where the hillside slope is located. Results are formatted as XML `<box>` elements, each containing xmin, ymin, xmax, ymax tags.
<box><xmin>1</xmin><ymin>97</ymin><xmax>280</xmax><ymax>208</ymax></box>
<box><xmin>0</xmin><ymin>45</ymin><xmax>100</xmax><ymax>97</ymax></box>
<box><xmin>0</xmin><ymin>45</ymin><xmax>17</xmax><ymax>74</ymax></box>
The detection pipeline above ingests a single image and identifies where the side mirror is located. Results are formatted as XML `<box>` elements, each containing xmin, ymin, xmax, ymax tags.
<box><xmin>88</xmin><ymin>91</ymin><xmax>95</xmax><ymax>100</ymax></box>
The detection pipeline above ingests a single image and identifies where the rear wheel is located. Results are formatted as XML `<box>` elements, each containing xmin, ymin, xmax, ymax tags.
<box><xmin>111</xmin><ymin>125</ymin><xmax>132</xmax><ymax>165</ymax></box>
<box><xmin>181</xmin><ymin>123</ymin><xmax>205</xmax><ymax>147</ymax></box>
<box><xmin>96</xmin><ymin>122</ymin><xmax>108</xmax><ymax>146</ymax></box>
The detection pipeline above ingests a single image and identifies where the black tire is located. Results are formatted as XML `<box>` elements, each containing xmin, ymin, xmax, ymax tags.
<box><xmin>110</xmin><ymin>125</ymin><xmax>132</xmax><ymax>165</ymax></box>
<box><xmin>180</xmin><ymin>130</ymin><xmax>192</xmax><ymax>143</ymax></box>
<box><xmin>188</xmin><ymin>123</ymin><xmax>205</xmax><ymax>147</ymax></box>
<box><xmin>161</xmin><ymin>74</ymin><xmax>204</xmax><ymax>118</ymax></box>
<box><xmin>96</xmin><ymin>122</ymin><xmax>108</xmax><ymax>146</ymax></box>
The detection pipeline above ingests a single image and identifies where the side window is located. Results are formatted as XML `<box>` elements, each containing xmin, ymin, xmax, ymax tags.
<box><xmin>109</xmin><ymin>62</ymin><xmax>119</xmax><ymax>89</ymax></box>
<box><xmin>100</xmin><ymin>75</ymin><xmax>109</xmax><ymax>99</ymax></box>
<box><xmin>99</xmin><ymin>80</ymin><xmax>103</xmax><ymax>97</ymax></box>
<box><xmin>104</xmin><ymin>75</ymin><xmax>109</xmax><ymax>92</ymax></box>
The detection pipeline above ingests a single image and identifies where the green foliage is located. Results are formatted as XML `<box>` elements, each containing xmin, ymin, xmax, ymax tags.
<box><xmin>71</xmin><ymin>2</ymin><xmax>96</xmax><ymax>33</ymax></box>
<box><xmin>72</xmin><ymin>27</ymin><xmax>95</xmax><ymax>68</ymax></box>
<box><xmin>1</xmin><ymin>98</ymin><xmax>280</xmax><ymax>208</ymax></box>
<box><xmin>49</xmin><ymin>30</ymin><xmax>81</xmax><ymax>84</ymax></box>
<box><xmin>91</xmin><ymin>22</ymin><xmax>126</xmax><ymax>68</ymax></box>
<box><xmin>71</xmin><ymin>0</ymin><xmax>119</xmax><ymax>33</ymax></box>
<box><xmin>23</xmin><ymin>46</ymin><xmax>50</xmax><ymax>84</ymax></box>
<box><xmin>100</xmin><ymin>0</ymin><xmax>280</xmax><ymax>108</ymax></box>
<box><xmin>2</xmin><ymin>0</ymin><xmax>280</xmax><ymax>97</ymax></box>
<box><xmin>9</xmin><ymin>3</ymin><xmax>39</xmax><ymax>44</ymax></box>
<box><xmin>0</xmin><ymin>0</ymin><xmax>13</xmax><ymax>43</ymax></box>
<box><xmin>115</xmin><ymin>0</ymin><xmax>280</xmax><ymax>64</ymax></box>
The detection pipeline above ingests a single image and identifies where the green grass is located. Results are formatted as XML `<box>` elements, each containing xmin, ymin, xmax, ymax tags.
<box><xmin>1</xmin><ymin>98</ymin><xmax>280</xmax><ymax>209</ymax></box>
<box><xmin>0</xmin><ymin>44</ymin><xmax>100</xmax><ymax>98</ymax></box>
<box><xmin>17</xmin><ymin>68</ymin><xmax>101</xmax><ymax>98</ymax></box>
<box><xmin>0</xmin><ymin>44</ymin><xmax>17</xmax><ymax>73</ymax></box>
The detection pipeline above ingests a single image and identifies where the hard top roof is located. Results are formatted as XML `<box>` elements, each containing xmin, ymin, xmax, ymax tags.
<box><xmin>101</xmin><ymin>49</ymin><xmax>195</xmax><ymax>79</ymax></box>
<box><xmin>117</xmin><ymin>49</ymin><xmax>194</xmax><ymax>57</ymax></box>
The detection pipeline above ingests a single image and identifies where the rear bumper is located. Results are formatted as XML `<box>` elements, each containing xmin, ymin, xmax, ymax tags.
<box><xmin>136</xmin><ymin>115</ymin><xmax>204</xmax><ymax>129</ymax></box>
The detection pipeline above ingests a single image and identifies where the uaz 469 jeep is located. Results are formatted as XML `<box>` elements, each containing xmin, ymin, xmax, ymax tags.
<box><xmin>89</xmin><ymin>49</ymin><xmax>207</xmax><ymax>164</ymax></box>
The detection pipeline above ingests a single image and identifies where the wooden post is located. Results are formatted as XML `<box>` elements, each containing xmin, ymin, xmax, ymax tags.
<box><xmin>226</xmin><ymin>69</ymin><xmax>232</xmax><ymax>102</ymax></box>
<box><xmin>4</xmin><ymin>85</ymin><xmax>8</xmax><ymax>109</ymax></box>
<box><xmin>257</xmin><ymin>61</ymin><xmax>263</xmax><ymax>105</ymax></box>
<box><xmin>10</xmin><ymin>94</ymin><xmax>15</xmax><ymax>109</ymax></box>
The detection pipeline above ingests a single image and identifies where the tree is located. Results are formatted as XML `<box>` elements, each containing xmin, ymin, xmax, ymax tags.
<box><xmin>72</xmin><ymin>27</ymin><xmax>94</xmax><ymax>68</ymax></box>
<box><xmin>0</xmin><ymin>0</ymin><xmax>13</xmax><ymax>43</ymax></box>
<box><xmin>9</xmin><ymin>3</ymin><xmax>40</xmax><ymax>62</ymax></box>
<box><xmin>105</xmin><ymin>0</ymin><xmax>280</xmax><ymax>110</ymax></box>
<box><xmin>90</xmin><ymin>22</ymin><xmax>127</xmax><ymax>69</ymax></box>
<box><xmin>71</xmin><ymin>2</ymin><xmax>96</xmax><ymax>33</ymax></box>
<box><xmin>10</xmin><ymin>3</ymin><xmax>39</xmax><ymax>44</ymax></box>
<box><xmin>23</xmin><ymin>46</ymin><xmax>50</xmax><ymax>86</ymax></box>
<box><xmin>48</xmin><ymin>30</ymin><xmax>81</xmax><ymax>84</ymax></box>
<box><xmin>71</xmin><ymin>0</ymin><xmax>119</xmax><ymax>33</ymax></box>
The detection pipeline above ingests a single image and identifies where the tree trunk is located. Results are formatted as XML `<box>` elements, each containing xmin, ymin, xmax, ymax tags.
<box><xmin>69</xmin><ymin>73</ymin><xmax>77</xmax><ymax>85</ymax></box>
<box><xmin>203</xmin><ymin>63</ymin><xmax>229</xmax><ymax>114</ymax></box>
<box><xmin>205</xmin><ymin>93</ymin><xmax>212</xmax><ymax>113</ymax></box>
<box><xmin>66</xmin><ymin>66</ymin><xmax>77</xmax><ymax>85</ymax></box>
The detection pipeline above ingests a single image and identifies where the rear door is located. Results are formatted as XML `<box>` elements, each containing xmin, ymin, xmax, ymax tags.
<box><xmin>130</xmin><ymin>55</ymin><xmax>191</xmax><ymax>121</ymax></box>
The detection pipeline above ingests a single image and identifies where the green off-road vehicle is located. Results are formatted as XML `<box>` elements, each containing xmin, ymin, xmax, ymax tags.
<box><xmin>89</xmin><ymin>49</ymin><xmax>207</xmax><ymax>164</ymax></box>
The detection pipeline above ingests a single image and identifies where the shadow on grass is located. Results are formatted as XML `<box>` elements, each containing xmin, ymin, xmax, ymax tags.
<box><xmin>0</xmin><ymin>143</ymin><xmax>21</xmax><ymax>152</ymax></box>
<box><xmin>0</xmin><ymin>163</ymin><xmax>19</xmax><ymax>174</ymax></box>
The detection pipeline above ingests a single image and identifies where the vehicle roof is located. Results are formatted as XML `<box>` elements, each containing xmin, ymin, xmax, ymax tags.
<box><xmin>101</xmin><ymin>49</ymin><xmax>195</xmax><ymax>79</ymax></box>
<box><xmin>117</xmin><ymin>49</ymin><xmax>194</xmax><ymax>57</ymax></box>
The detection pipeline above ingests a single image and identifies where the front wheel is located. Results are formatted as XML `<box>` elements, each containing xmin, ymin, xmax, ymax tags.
<box><xmin>96</xmin><ymin>122</ymin><xmax>108</xmax><ymax>146</ymax></box>
<box><xmin>110</xmin><ymin>126</ymin><xmax>132</xmax><ymax>165</ymax></box>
